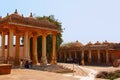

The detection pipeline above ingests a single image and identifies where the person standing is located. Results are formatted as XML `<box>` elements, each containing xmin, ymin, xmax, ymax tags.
<box><xmin>20</xmin><ymin>59</ymin><xmax>23</xmax><ymax>68</ymax></box>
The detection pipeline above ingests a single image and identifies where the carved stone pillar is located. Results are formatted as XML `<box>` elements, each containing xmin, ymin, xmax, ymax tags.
<box><xmin>24</xmin><ymin>31</ymin><xmax>29</xmax><ymax>60</ymax></box>
<box><xmin>32</xmin><ymin>35</ymin><xmax>38</xmax><ymax>65</ymax></box>
<box><xmin>7</xmin><ymin>34</ymin><xmax>9</xmax><ymax>63</ymax></box>
<box><xmin>81</xmin><ymin>50</ymin><xmax>84</xmax><ymax>59</ymax></box>
<box><xmin>28</xmin><ymin>36</ymin><xmax>31</xmax><ymax>60</ymax></box>
<box><xmin>41</xmin><ymin>34</ymin><xmax>47</xmax><ymax>65</ymax></box>
<box><xmin>1</xmin><ymin>32</ymin><xmax>5</xmax><ymax>63</ymax></box>
<box><xmin>8</xmin><ymin>29</ymin><xmax>14</xmax><ymax>64</ymax></box>
<box><xmin>106</xmin><ymin>49</ymin><xmax>109</xmax><ymax>64</ymax></box>
<box><xmin>14</xmin><ymin>34</ymin><xmax>20</xmax><ymax>66</ymax></box>
<box><xmin>51</xmin><ymin>34</ymin><xmax>57</xmax><ymax>64</ymax></box>
<box><xmin>88</xmin><ymin>50</ymin><xmax>92</xmax><ymax>63</ymax></box>
<box><xmin>81</xmin><ymin>50</ymin><xmax>85</xmax><ymax>65</ymax></box>
<box><xmin>97</xmin><ymin>50</ymin><xmax>100</xmax><ymax>63</ymax></box>
<box><xmin>75</xmin><ymin>51</ymin><xmax>77</xmax><ymax>59</ymax></box>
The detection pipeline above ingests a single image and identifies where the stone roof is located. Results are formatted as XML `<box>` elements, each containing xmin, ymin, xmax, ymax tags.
<box><xmin>102</xmin><ymin>40</ymin><xmax>110</xmax><ymax>45</ymax></box>
<box><xmin>94</xmin><ymin>41</ymin><xmax>101</xmax><ymax>45</ymax></box>
<box><xmin>71</xmin><ymin>41</ymin><xmax>83</xmax><ymax>48</ymax></box>
<box><xmin>61</xmin><ymin>41</ymin><xmax>83</xmax><ymax>49</ymax></box>
<box><xmin>85</xmin><ymin>41</ymin><xmax>93</xmax><ymax>46</ymax></box>
<box><xmin>0</xmin><ymin>10</ymin><xmax>60</xmax><ymax>30</ymax></box>
<box><xmin>59</xmin><ymin>41</ymin><xmax>120</xmax><ymax>51</ymax></box>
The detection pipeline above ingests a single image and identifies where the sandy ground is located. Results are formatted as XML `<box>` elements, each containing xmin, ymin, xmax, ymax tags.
<box><xmin>0</xmin><ymin>69</ymin><xmax>79</xmax><ymax>80</ymax></box>
<box><xmin>0</xmin><ymin>63</ymin><xmax>119</xmax><ymax>80</ymax></box>
<box><xmin>58</xmin><ymin>63</ymin><xmax>120</xmax><ymax>80</ymax></box>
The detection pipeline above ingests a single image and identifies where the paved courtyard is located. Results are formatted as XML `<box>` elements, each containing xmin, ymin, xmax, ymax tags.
<box><xmin>0</xmin><ymin>63</ymin><xmax>119</xmax><ymax>80</ymax></box>
<box><xmin>0</xmin><ymin>69</ymin><xmax>79</xmax><ymax>80</ymax></box>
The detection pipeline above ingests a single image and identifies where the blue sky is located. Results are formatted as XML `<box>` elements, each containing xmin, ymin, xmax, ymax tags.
<box><xmin>0</xmin><ymin>0</ymin><xmax>120</xmax><ymax>45</ymax></box>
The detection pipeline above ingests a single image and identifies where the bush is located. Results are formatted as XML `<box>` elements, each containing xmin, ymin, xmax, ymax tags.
<box><xmin>96</xmin><ymin>70</ymin><xmax>120</xmax><ymax>80</ymax></box>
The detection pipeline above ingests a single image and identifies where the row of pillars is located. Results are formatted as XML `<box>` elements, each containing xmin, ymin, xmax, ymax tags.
<box><xmin>59</xmin><ymin>49</ymin><xmax>109</xmax><ymax>64</ymax></box>
<box><xmin>0</xmin><ymin>29</ymin><xmax>57</xmax><ymax>65</ymax></box>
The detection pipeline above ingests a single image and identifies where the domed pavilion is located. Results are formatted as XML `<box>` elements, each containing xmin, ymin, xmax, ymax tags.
<box><xmin>58</xmin><ymin>40</ymin><xmax>120</xmax><ymax>65</ymax></box>
<box><xmin>0</xmin><ymin>10</ymin><xmax>60</xmax><ymax>65</ymax></box>
<box><xmin>58</xmin><ymin>41</ymin><xmax>84</xmax><ymax>63</ymax></box>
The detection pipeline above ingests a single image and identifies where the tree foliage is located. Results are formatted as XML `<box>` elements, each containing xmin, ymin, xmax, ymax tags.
<box><xmin>21</xmin><ymin>15</ymin><xmax>63</xmax><ymax>61</ymax></box>
<box><xmin>36</xmin><ymin>15</ymin><xmax>63</xmax><ymax>61</ymax></box>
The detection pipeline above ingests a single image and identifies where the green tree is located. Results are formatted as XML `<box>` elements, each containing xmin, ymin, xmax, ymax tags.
<box><xmin>36</xmin><ymin>15</ymin><xmax>63</xmax><ymax>61</ymax></box>
<box><xmin>21</xmin><ymin>15</ymin><xmax>63</xmax><ymax>61</ymax></box>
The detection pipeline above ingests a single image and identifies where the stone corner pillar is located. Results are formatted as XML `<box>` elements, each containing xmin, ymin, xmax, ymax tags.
<box><xmin>32</xmin><ymin>34</ymin><xmax>38</xmax><ymax>65</ymax></box>
<box><xmin>88</xmin><ymin>50</ymin><xmax>92</xmax><ymax>63</ymax></box>
<box><xmin>24</xmin><ymin>31</ymin><xmax>30</xmax><ymax>60</ymax></box>
<box><xmin>106</xmin><ymin>49</ymin><xmax>109</xmax><ymax>65</ymax></box>
<box><xmin>7</xmin><ymin>29</ymin><xmax>14</xmax><ymax>64</ymax></box>
<box><xmin>14</xmin><ymin>34</ymin><xmax>20</xmax><ymax>66</ymax></box>
<box><xmin>1</xmin><ymin>32</ymin><xmax>5</xmax><ymax>63</ymax></box>
<box><xmin>97</xmin><ymin>49</ymin><xmax>100</xmax><ymax>63</ymax></box>
<box><xmin>81</xmin><ymin>50</ymin><xmax>85</xmax><ymax>66</ymax></box>
<box><xmin>51</xmin><ymin>34</ymin><xmax>57</xmax><ymax>64</ymax></box>
<box><xmin>41</xmin><ymin>33</ymin><xmax>48</xmax><ymax>65</ymax></box>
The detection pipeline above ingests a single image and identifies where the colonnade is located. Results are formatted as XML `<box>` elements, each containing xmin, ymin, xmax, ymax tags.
<box><xmin>0</xmin><ymin>29</ymin><xmax>57</xmax><ymax>66</ymax></box>
<box><xmin>58</xmin><ymin>49</ymin><xmax>109</xmax><ymax>65</ymax></box>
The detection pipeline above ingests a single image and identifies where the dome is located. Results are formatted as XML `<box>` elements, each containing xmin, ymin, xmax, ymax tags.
<box><xmin>0</xmin><ymin>10</ymin><xmax>59</xmax><ymax>30</ymax></box>
<box><xmin>86</xmin><ymin>41</ymin><xmax>93</xmax><ymax>46</ymax></box>
<box><xmin>102</xmin><ymin>40</ymin><xmax>109</xmax><ymax>45</ymax></box>
<box><xmin>71</xmin><ymin>41</ymin><xmax>83</xmax><ymax>47</ymax></box>
<box><xmin>94</xmin><ymin>41</ymin><xmax>101</xmax><ymax>45</ymax></box>
<box><xmin>61</xmin><ymin>41</ymin><xmax>83</xmax><ymax>49</ymax></box>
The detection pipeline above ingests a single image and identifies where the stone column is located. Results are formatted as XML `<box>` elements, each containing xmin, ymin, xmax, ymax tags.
<box><xmin>69</xmin><ymin>51</ymin><xmax>71</xmax><ymax>58</ymax></box>
<box><xmin>28</xmin><ymin>36</ymin><xmax>31</xmax><ymax>60</ymax></box>
<box><xmin>24</xmin><ymin>31</ymin><xmax>29</xmax><ymax>60</ymax></box>
<box><xmin>32</xmin><ymin>35</ymin><xmax>38</xmax><ymax>65</ymax></box>
<box><xmin>81</xmin><ymin>50</ymin><xmax>85</xmax><ymax>65</ymax></box>
<box><xmin>1</xmin><ymin>32</ymin><xmax>5</xmax><ymax>63</ymax></box>
<box><xmin>106</xmin><ymin>49</ymin><xmax>109</xmax><ymax>64</ymax></box>
<box><xmin>81</xmin><ymin>50</ymin><xmax>84</xmax><ymax>59</ymax></box>
<box><xmin>7</xmin><ymin>34</ymin><xmax>9</xmax><ymax>63</ymax></box>
<box><xmin>64</xmin><ymin>52</ymin><xmax>67</xmax><ymax>62</ymax></box>
<box><xmin>88</xmin><ymin>50</ymin><xmax>92</xmax><ymax>63</ymax></box>
<box><xmin>97</xmin><ymin>50</ymin><xmax>100</xmax><ymax>63</ymax></box>
<box><xmin>51</xmin><ymin>34</ymin><xmax>57</xmax><ymax>64</ymax></box>
<box><xmin>41</xmin><ymin>34</ymin><xmax>47</xmax><ymax>65</ymax></box>
<box><xmin>75</xmin><ymin>51</ymin><xmax>77</xmax><ymax>59</ymax></box>
<box><xmin>14</xmin><ymin>34</ymin><xmax>20</xmax><ymax>66</ymax></box>
<box><xmin>8</xmin><ymin>29</ymin><xmax>14</xmax><ymax>64</ymax></box>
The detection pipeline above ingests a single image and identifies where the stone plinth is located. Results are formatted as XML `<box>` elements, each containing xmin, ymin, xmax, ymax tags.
<box><xmin>0</xmin><ymin>64</ymin><xmax>12</xmax><ymax>75</ymax></box>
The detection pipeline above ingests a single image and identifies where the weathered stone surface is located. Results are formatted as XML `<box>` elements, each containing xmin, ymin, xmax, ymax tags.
<box><xmin>0</xmin><ymin>64</ymin><xmax>12</xmax><ymax>74</ymax></box>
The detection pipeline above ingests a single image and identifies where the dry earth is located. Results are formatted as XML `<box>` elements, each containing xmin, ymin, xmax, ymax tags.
<box><xmin>0</xmin><ymin>63</ymin><xmax>120</xmax><ymax>80</ymax></box>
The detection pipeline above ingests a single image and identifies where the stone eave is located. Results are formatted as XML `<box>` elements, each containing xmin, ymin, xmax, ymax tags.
<box><xmin>8</xmin><ymin>22</ymin><xmax>60</xmax><ymax>33</ymax></box>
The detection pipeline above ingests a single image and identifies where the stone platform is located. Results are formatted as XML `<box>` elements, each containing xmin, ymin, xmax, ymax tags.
<box><xmin>0</xmin><ymin>64</ymin><xmax>12</xmax><ymax>75</ymax></box>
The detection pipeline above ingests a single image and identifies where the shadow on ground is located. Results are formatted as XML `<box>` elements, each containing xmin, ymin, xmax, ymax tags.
<box><xmin>26</xmin><ymin>64</ymin><xmax>75</xmax><ymax>73</ymax></box>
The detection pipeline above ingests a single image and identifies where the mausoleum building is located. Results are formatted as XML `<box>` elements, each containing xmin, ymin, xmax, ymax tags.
<box><xmin>0</xmin><ymin>10</ymin><xmax>60</xmax><ymax>65</ymax></box>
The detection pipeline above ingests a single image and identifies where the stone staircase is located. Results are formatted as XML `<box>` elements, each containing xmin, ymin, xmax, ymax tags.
<box><xmin>58</xmin><ymin>63</ymin><xmax>88</xmax><ymax>76</ymax></box>
<box><xmin>58</xmin><ymin>63</ymin><xmax>74</xmax><ymax>71</ymax></box>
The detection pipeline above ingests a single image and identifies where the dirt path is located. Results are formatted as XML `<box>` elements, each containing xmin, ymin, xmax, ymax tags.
<box><xmin>59</xmin><ymin>63</ymin><xmax>97</xmax><ymax>80</ymax></box>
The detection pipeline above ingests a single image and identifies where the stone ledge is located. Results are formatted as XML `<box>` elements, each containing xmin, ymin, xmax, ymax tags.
<box><xmin>0</xmin><ymin>64</ymin><xmax>12</xmax><ymax>75</ymax></box>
